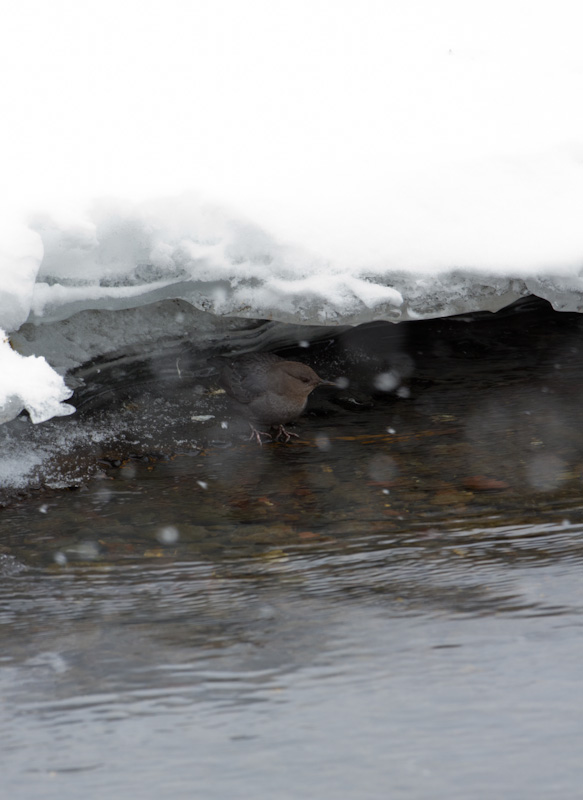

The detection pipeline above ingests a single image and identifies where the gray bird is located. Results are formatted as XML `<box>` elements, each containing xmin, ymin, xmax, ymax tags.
<box><xmin>219</xmin><ymin>353</ymin><xmax>335</xmax><ymax>444</ymax></box>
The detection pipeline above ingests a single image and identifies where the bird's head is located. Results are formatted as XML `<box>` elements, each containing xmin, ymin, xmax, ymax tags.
<box><xmin>281</xmin><ymin>362</ymin><xmax>336</xmax><ymax>396</ymax></box>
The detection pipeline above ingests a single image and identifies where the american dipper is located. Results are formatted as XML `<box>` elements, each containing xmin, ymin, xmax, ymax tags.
<box><xmin>219</xmin><ymin>353</ymin><xmax>335</xmax><ymax>444</ymax></box>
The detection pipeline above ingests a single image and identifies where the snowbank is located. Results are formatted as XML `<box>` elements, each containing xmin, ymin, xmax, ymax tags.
<box><xmin>1</xmin><ymin>0</ymin><xmax>583</xmax><ymax>427</ymax></box>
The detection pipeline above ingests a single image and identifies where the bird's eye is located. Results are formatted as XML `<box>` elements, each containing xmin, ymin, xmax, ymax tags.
<box><xmin>301</xmin><ymin>376</ymin><xmax>310</xmax><ymax>383</ymax></box>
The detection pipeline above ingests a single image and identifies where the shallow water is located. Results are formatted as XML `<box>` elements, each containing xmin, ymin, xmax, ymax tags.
<box><xmin>2</xmin><ymin>299</ymin><xmax>583</xmax><ymax>798</ymax></box>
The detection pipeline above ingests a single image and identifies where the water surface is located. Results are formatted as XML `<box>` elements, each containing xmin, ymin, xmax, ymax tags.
<box><xmin>2</xmin><ymin>300</ymin><xmax>583</xmax><ymax>798</ymax></box>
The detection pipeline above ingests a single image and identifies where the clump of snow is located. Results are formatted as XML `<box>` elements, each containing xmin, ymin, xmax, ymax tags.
<box><xmin>0</xmin><ymin>332</ymin><xmax>75</xmax><ymax>424</ymax></box>
<box><xmin>0</xmin><ymin>451</ymin><xmax>45</xmax><ymax>490</ymax></box>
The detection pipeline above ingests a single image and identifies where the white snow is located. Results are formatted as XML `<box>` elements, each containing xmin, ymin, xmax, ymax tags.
<box><xmin>1</xmin><ymin>0</ymin><xmax>583</xmax><ymax>426</ymax></box>
<box><xmin>0</xmin><ymin>331</ymin><xmax>75</xmax><ymax>424</ymax></box>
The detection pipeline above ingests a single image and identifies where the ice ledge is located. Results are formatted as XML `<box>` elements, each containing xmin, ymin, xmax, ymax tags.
<box><xmin>24</xmin><ymin>270</ymin><xmax>583</xmax><ymax>328</ymax></box>
<box><xmin>19</xmin><ymin>198</ymin><xmax>583</xmax><ymax>328</ymax></box>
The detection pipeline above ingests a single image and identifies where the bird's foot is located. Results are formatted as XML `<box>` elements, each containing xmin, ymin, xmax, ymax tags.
<box><xmin>274</xmin><ymin>425</ymin><xmax>300</xmax><ymax>443</ymax></box>
<box><xmin>249</xmin><ymin>424</ymin><xmax>273</xmax><ymax>446</ymax></box>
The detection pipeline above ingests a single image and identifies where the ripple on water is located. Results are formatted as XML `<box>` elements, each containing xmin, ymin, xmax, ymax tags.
<box><xmin>3</xmin><ymin>303</ymin><xmax>583</xmax><ymax>797</ymax></box>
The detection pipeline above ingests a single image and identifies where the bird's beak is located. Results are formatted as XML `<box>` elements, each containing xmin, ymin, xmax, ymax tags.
<box><xmin>319</xmin><ymin>379</ymin><xmax>338</xmax><ymax>387</ymax></box>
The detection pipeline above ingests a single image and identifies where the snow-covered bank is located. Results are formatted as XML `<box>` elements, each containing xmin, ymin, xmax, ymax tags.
<box><xmin>2</xmin><ymin>0</ymin><xmax>583</xmax><ymax>429</ymax></box>
<box><xmin>4</xmin><ymin>189</ymin><xmax>583</xmax><ymax>427</ymax></box>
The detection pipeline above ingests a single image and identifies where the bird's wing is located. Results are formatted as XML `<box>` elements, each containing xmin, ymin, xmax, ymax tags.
<box><xmin>219</xmin><ymin>354</ymin><xmax>283</xmax><ymax>404</ymax></box>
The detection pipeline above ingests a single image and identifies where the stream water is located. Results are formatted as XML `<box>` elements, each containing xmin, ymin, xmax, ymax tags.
<box><xmin>1</xmin><ymin>299</ymin><xmax>583</xmax><ymax>798</ymax></box>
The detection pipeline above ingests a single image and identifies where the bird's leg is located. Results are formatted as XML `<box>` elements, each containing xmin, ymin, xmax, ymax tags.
<box><xmin>274</xmin><ymin>424</ymin><xmax>300</xmax><ymax>443</ymax></box>
<box><xmin>249</xmin><ymin>424</ymin><xmax>273</xmax><ymax>446</ymax></box>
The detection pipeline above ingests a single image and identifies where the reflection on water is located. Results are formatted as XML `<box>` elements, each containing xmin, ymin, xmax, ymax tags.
<box><xmin>2</xmin><ymin>299</ymin><xmax>583</xmax><ymax>798</ymax></box>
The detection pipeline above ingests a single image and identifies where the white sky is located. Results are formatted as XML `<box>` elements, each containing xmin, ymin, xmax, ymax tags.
<box><xmin>1</xmin><ymin>0</ymin><xmax>583</xmax><ymax>266</ymax></box>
